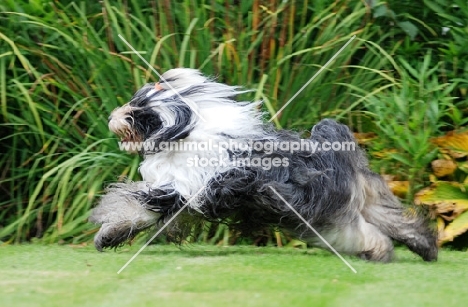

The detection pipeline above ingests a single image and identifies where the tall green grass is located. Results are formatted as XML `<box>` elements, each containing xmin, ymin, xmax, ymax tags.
<box><xmin>0</xmin><ymin>0</ymin><xmax>466</xmax><ymax>244</ymax></box>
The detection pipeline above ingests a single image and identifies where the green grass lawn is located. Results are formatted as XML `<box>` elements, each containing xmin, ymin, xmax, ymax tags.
<box><xmin>0</xmin><ymin>244</ymin><xmax>466</xmax><ymax>307</ymax></box>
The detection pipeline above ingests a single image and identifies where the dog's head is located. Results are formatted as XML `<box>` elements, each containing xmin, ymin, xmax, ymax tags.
<box><xmin>108</xmin><ymin>68</ymin><xmax>209</xmax><ymax>146</ymax></box>
<box><xmin>108</xmin><ymin>68</ymin><xmax>266</xmax><ymax>155</ymax></box>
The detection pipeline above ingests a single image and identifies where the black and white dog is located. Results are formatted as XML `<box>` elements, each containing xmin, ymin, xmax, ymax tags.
<box><xmin>90</xmin><ymin>68</ymin><xmax>438</xmax><ymax>262</ymax></box>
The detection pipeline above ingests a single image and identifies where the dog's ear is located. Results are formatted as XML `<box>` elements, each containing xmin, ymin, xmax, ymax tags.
<box><xmin>147</xmin><ymin>104</ymin><xmax>195</xmax><ymax>142</ymax></box>
<box><xmin>159</xmin><ymin>68</ymin><xmax>208</xmax><ymax>90</ymax></box>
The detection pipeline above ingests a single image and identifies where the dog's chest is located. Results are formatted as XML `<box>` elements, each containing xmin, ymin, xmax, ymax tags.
<box><xmin>139</xmin><ymin>150</ymin><xmax>229</xmax><ymax>198</ymax></box>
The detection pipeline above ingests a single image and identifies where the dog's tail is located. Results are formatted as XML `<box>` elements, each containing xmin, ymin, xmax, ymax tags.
<box><xmin>309</xmin><ymin>119</ymin><xmax>364</xmax><ymax>167</ymax></box>
<box><xmin>361</xmin><ymin>171</ymin><xmax>438</xmax><ymax>261</ymax></box>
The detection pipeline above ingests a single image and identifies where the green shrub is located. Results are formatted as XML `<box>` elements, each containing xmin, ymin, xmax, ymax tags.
<box><xmin>0</xmin><ymin>0</ymin><xmax>467</xmax><ymax>246</ymax></box>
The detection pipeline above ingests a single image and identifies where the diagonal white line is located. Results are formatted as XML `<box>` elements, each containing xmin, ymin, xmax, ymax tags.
<box><xmin>117</xmin><ymin>34</ymin><xmax>207</xmax><ymax>122</ymax></box>
<box><xmin>268</xmin><ymin>186</ymin><xmax>357</xmax><ymax>273</ymax></box>
<box><xmin>269</xmin><ymin>35</ymin><xmax>356</xmax><ymax>122</ymax></box>
<box><xmin>117</xmin><ymin>186</ymin><xmax>206</xmax><ymax>274</ymax></box>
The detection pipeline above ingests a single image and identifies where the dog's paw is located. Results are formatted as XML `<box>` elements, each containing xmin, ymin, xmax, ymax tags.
<box><xmin>413</xmin><ymin>235</ymin><xmax>439</xmax><ymax>262</ymax></box>
<box><xmin>94</xmin><ymin>220</ymin><xmax>154</xmax><ymax>251</ymax></box>
<box><xmin>358</xmin><ymin>248</ymin><xmax>393</xmax><ymax>263</ymax></box>
<box><xmin>94</xmin><ymin>222</ymin><xmax>134</xmax><ymax>251</ymax></box>
<box><xmin>89</xmin><ymin>185</ymin><xmax>160</xmax><ymax>251</ymax></box>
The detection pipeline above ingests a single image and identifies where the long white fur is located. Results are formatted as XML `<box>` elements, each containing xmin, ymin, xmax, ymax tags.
<box><xmin>139</xmin><ymin>69</ymin><xmax>269</xmax><ymax>206</ymax></box>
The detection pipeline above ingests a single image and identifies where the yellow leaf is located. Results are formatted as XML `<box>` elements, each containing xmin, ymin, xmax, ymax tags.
<box><xmin>372</xmin><ymin>148</ymin><xmax>398</xmax><ymax>159</ymax></box>
<box><xmin>431</xmin><ymin>130</ymin><xmax>468</xmax><ymax>158</ymax></box>
<box><xmin>439</xmin><ymin>210</ymin><xmax>468</xmax><ymax>244</ymax></box>
<box><xmin>353</xmin><ymin>132</ymin><xmax>376</xmax><ymax>145</ymax></box>
<box><xmin>386</xmin><ymin>180</ymin><xmax>409</xmax><ymax>198</ymax></box>
<box><xmin>437</xmin><ymin>217</ymin><xmax>445</xmax><ymax>237</ymax></box>
<box><xmin>431</xmin><ymin>159</ymin><xmax>457</xmax><ymax>177</ymax></box>
<box><xmin>414</xmin><ymin>182</ymin><xmax>468</xmax><ymax>218</ymax></box>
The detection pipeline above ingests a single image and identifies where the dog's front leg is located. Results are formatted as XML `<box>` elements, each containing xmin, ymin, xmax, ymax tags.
<box><xmin>89</xmin><ymin>182</ymin><xmax>161</xmax><ymax>251</ymax></box>
<box><xmin>134</xmin><ymin>187</ymin><xmax>187</xmax><ymax>218</ymax></box>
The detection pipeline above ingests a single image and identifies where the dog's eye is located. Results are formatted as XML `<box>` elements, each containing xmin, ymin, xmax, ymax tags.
<box><xmin>159</xmin><ymin>78</ymin><xmax>175</xmax><ymax>84</ymax></box>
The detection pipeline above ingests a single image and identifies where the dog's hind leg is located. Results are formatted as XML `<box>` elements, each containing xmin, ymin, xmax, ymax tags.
<box><xmin>360</xmin><ymin>172</ymin><xmax>438</xmax><ymax>261</ymax></box>
<box><xmin>309</xmin><ymin>212</ymin><xmax>395</xmax><ymax>262</ymax></box>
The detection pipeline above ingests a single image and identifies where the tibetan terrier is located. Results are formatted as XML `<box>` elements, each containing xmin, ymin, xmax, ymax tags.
<box><xmin>90</xmin><ymin>68</ymin><xmax>438</xmax><ymax>262</ymax></box>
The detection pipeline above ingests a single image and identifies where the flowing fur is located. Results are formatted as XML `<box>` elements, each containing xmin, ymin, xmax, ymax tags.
<box><xmin>90</xmin><ymin>68</ymin><xmax>438</xmax><ymax>262</ymax></box>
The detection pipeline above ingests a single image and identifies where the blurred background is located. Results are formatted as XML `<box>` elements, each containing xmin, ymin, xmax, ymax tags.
<box><xmin>1</xmin><ymin>0</ymin><xmax>467</xmax><ymax>249</ymax></box>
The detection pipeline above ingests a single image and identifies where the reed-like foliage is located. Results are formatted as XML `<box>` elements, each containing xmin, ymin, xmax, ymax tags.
<box><xmin>1</xmin><ymin>0</ymin><xmax>466</xmax><ymax>244</ymax></box>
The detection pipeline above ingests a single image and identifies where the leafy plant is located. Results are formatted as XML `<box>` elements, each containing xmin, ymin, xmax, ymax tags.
<box><xmin>0</xmin><ymin>0</ymin><xmax>391</xmax><ymax>244</ymax></box>
<box><xmin>1</xmin><ymin>0</ymin><xmax>468</xmax><ymax>247</ymax></box>
<box><xmin>364</xmin><ymin>52</ymin><xmax>458</xmax><ymax>201</ymax></box>
<box><xmin>415</xmin><ymin>129</ymin><xmax>468</xmax><ymax>245</ymax></box>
